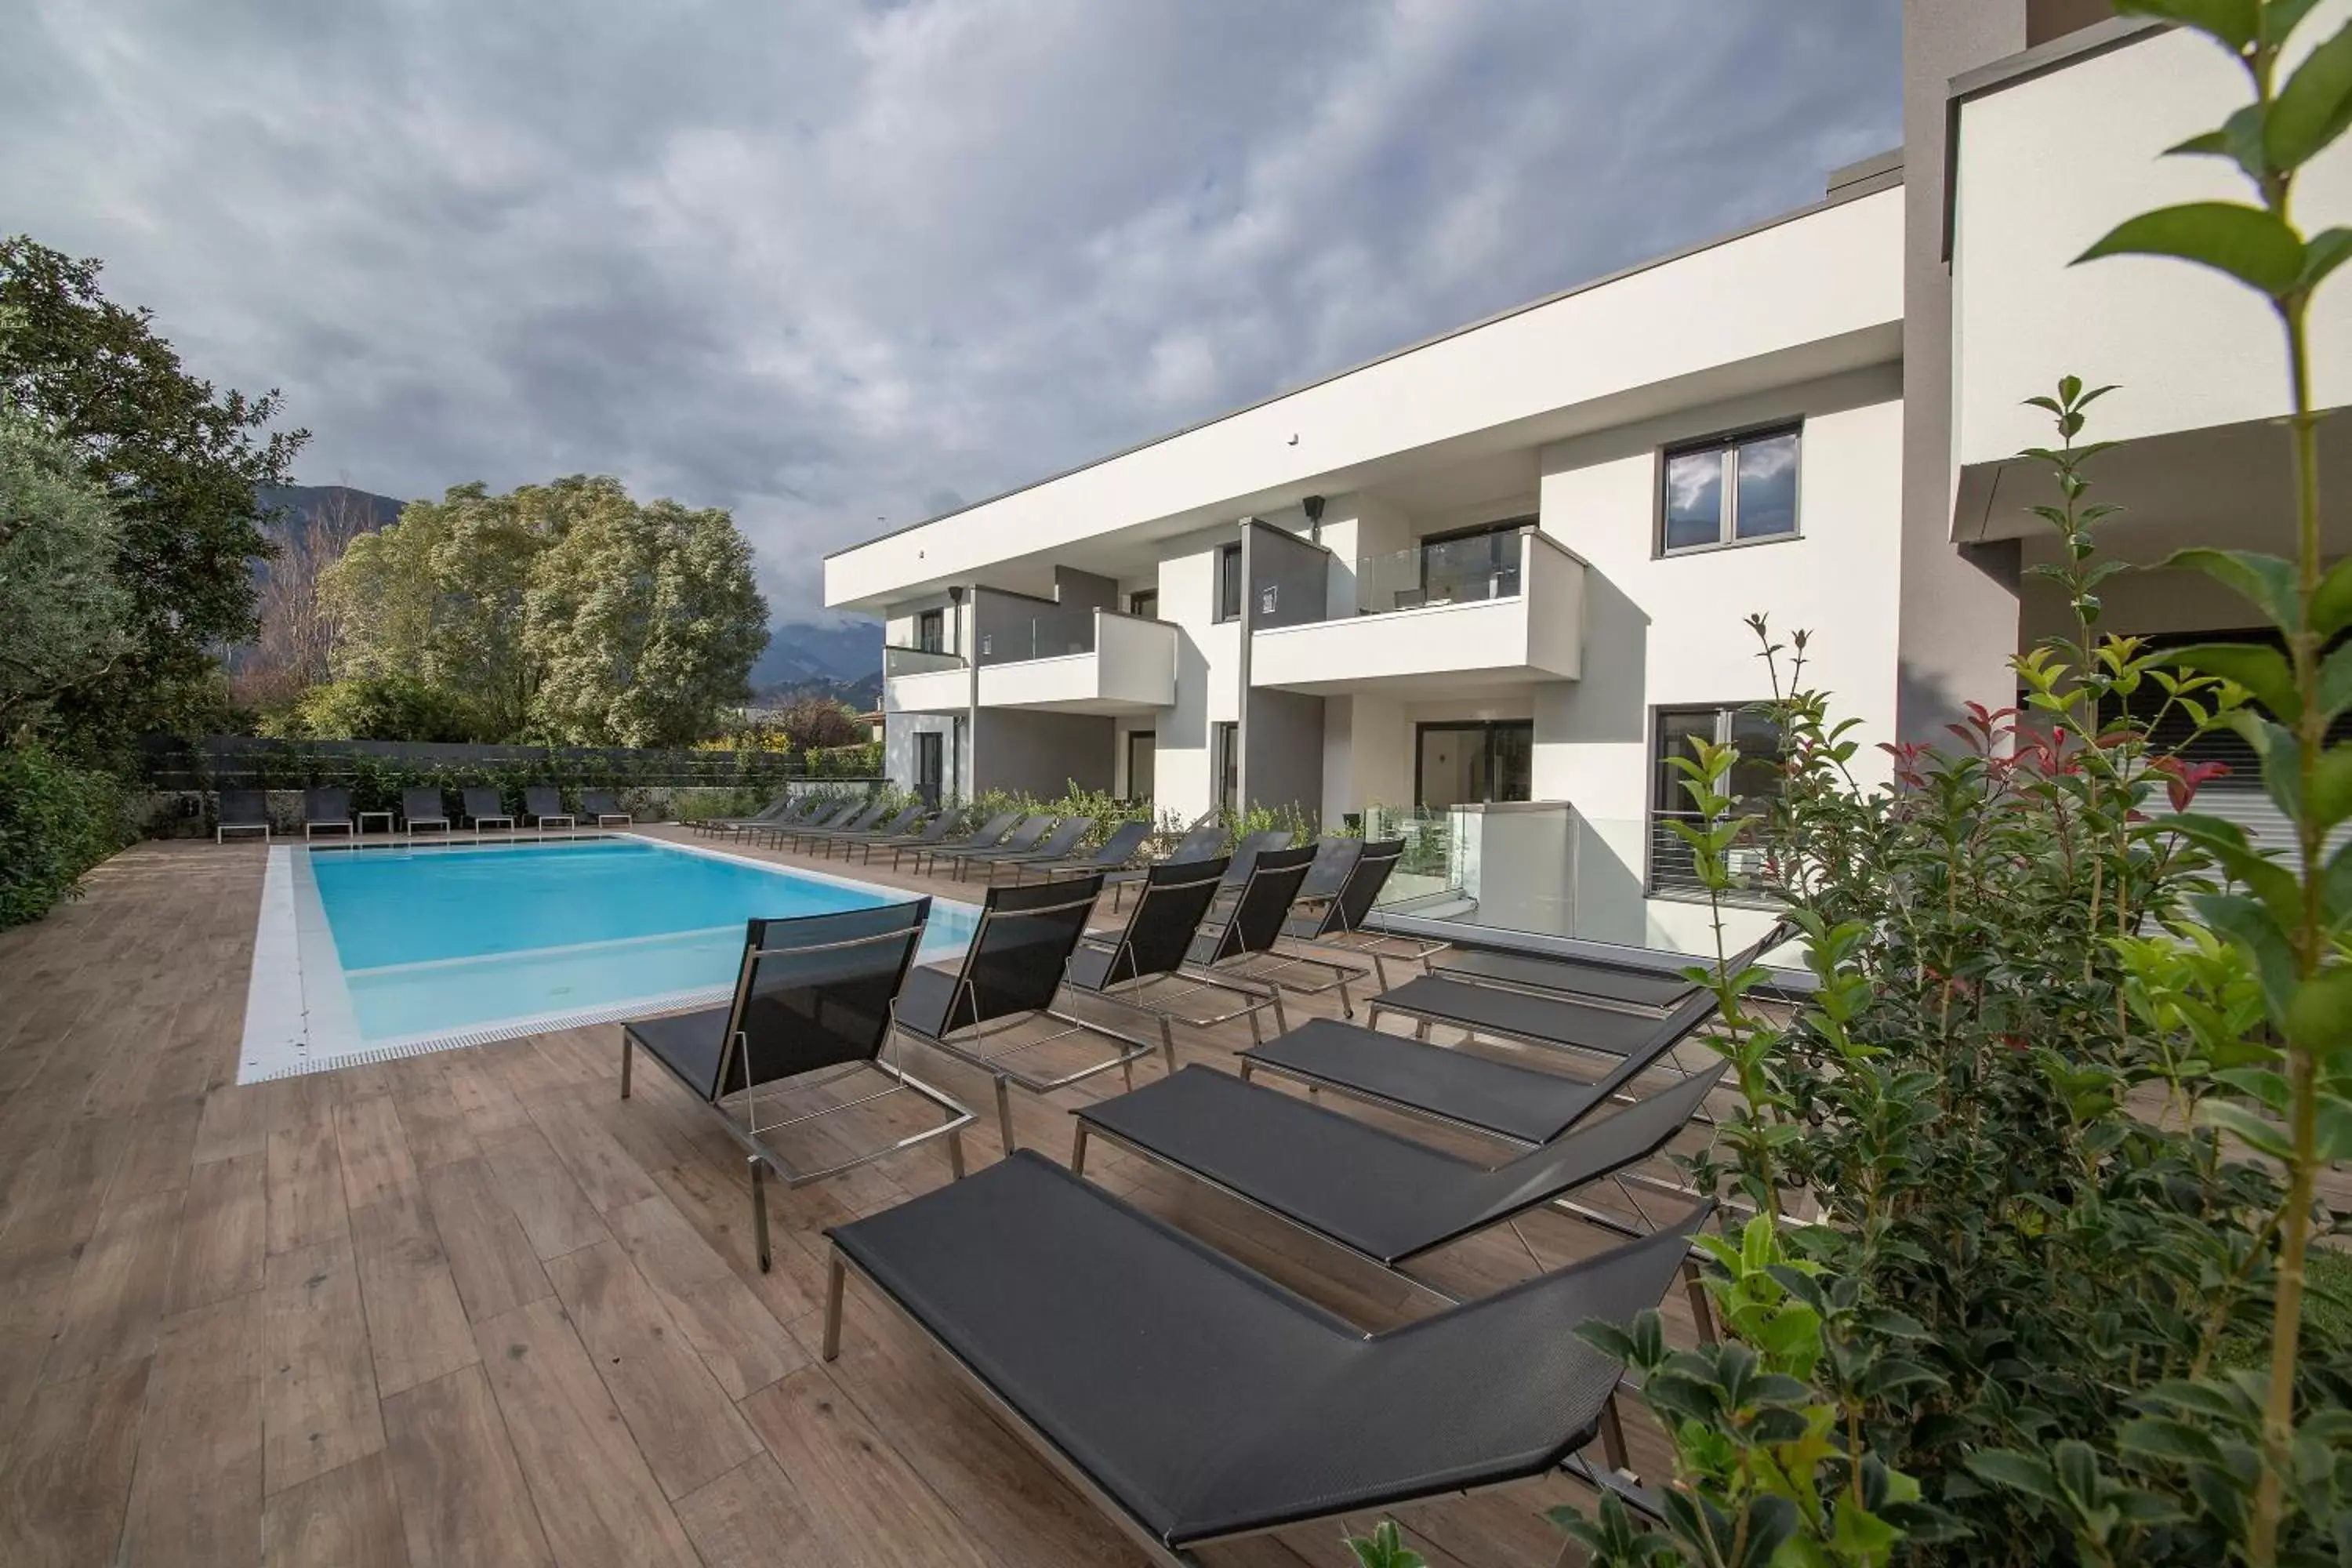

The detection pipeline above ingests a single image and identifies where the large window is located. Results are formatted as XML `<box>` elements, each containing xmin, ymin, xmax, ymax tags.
<box><xmin>1414</xmin><ymin>720</ymin><xmax>1533</xmax><ymax>811</ymax></box>
<box><xmin>915</xmin><ymin>608</ymin><xmax>945</xmax><ymax>654</ymax></box>
<box><xmin>1215</xmin><ymin>543</ymin><xmax>1243</xmax><ymax>622</ymax></box>
<box><xmin>1650</xmin><ymin>704</ymin><xmax>1782</xmax><ymax>895</ymax></box>
<box><xmin>1661</xmin><ymin>425</ymin><xmax>1800</xmax><ymax>554</ymax></box>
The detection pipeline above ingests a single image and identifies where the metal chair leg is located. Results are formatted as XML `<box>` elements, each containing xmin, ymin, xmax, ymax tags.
<box><xmin>948</xmin><ymin>1129</ymin><xmax>967</xmax><ymax>1180</ymax></box>
<box><xmin>1338</xmin><ymin>978</ymin><xmax>1354</xmax><ymax>1019</ymax></box>
<box><xmin>750</xmin><ymin>1157</ymin><xmax>772</xmax><ymax>1274</ymax></box>
<box><xmin>1122</xmin><ymin>1058</ymin><xmax>1135</xmax><ymax>1092</ymax></box>
<box><xmin>995</xmin><ymin>1078</ymin><xmax>1018</xmax><ymax>1154</ymax></box>
<box><xmin>1160</xmin><ymin>1018</ymin><xmax>1178</xmax><ymax>1075</ymax></box>
<box><xmin>1683</xmin><ymin>1258</ymin><xmax>1715</xmax><ymax>1344</ymax></box>
<box><xmin>822</xmin><ymin>1252</ymin><xmax>846</xmax><ymax>1361</ymax></box>
<box><xmin>1070</xmin><ymin>1121</ymin><xmax>1090</xmax><ymax>1177</ymax></box>
<box><xmin>619</xmin><ymin>1032</ymin><xmax>633</xmax><ymax>1098</ymax></box>
<box><xmin>1599</xmin><ymin>1392</ymin><xmax>1631</xmax><ymax>1473</ymax></box>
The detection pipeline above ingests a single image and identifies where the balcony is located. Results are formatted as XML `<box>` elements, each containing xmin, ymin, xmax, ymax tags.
<box><xmin>974</xmin><ymin>609</ymin><xmax>1177</xmax><ymax>715</ymax></box>
<box><xmin>1250</xmin><ymin>526</ymin><xmax>1584</xmax><ymax>696</ymax></box>
<box><xmin>884</xmin><ymin>644</ymin><xmax>967</xmax><ymax>714</ymax></box>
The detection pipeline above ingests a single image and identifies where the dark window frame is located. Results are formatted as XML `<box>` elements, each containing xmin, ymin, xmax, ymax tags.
<box><xmin>1411</xmin><ymin>719</ymin><xmax>1534</xmax><ymax>810</ymax></box>
<box><xmin>1123</xmin><ymin>729</ymin><xmax>1156</xmax><ymax>803</ymax></box>
<box><xmin>914</xmin><ymin>608</ymin><xmax>946</xmax><ymax>654</ymax></box>
<box><xmin>913</xmin><ymin>729</ymin><xmax>945</xmax><ymax>808</ymax></box>
<box><xmin>1656</xmin><ymin>421</ymin><xmax>1803</xmax><ymax>557</ymax></box>
<box><xmin>1214</xmin><ymin>543</ymin><xmax>1243</xmax><ymax>623</ymax></box>
<box><xmin>1416</xmin><ymin>515</ymin><xmax>1535</xmax><ymax>601</ymax></box>
<box><xmin>1214</xmin><ymin>720</ymin><xmax>1239</xmax><ymax>813</ymax></box>
<box><xmin>1646</xmin><ymin>702</ymin><xmax>1783</xmax><ymax>900</ymax></box>
<box><xmin>1128</xmin><ymin>588</ymin><xmax>1159</xmax><ymax>619</ymax></box>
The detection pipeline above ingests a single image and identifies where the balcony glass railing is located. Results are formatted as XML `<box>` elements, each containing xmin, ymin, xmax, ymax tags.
<box><xmin>884</xmin><ymin>644</ymin><xmax>964</xmax><ymax>678</ymax></box>
<box><xmin>1351</xmin><ymin>528</ymin><xmax>1526</xmax><ymax>615</ymax></box>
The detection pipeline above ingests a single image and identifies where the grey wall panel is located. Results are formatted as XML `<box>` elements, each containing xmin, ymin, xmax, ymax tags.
<box><xmin>1245</xmin><ymin>521</ymin><xmax>1330</xmax><ymax>630</ymax></box>
<box><xmin>1243</xmin><ymin>688</ymin><xmax>1325</xmax><ymax>820</ymax></box>
<box><xmin>973</xmin><ymin>709</ymin><xmax>1116</xmax><ymax>798</ymax></box>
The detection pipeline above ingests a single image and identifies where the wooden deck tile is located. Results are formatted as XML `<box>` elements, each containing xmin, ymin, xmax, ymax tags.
<box><xmin>262</xmin><ymin>1451</ymin><xmax>413</xmax><ymax>1568</ymax></box>
<box><xmin>120</xmin><ymin>1294</ymin><xmax>263</xmax><ymax>1567</ymax></box>
<box><xmin>263</xmin><ymin>1234</ymin><xmax>386</xmax><ymax>1494</ymax></box>
<box><xmin>350</xmin><ymin>1189</ymin><xmax>479</xmax><ymax>1397</ymax></box>
<box><xmin>380</xmin><ymin>1366</ymin><xmax>554</xmax><ymax>1568</ymax></box>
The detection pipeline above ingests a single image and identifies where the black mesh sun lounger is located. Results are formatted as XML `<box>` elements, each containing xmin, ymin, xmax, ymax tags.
<box><xmin>1429</xmin><ymin>918</ymin><xmax>1798</xmax><ymax>1014</ymax></box>
<box><xmin>461</xmin><ymin>787</ymin><xmax>514</xmax><ymax>833</ymax></box>
<box><xmin>770</xmin><ymin>798</ymin><xmax>891</xmax><ymax>851</ymax></box>
<box><xmin>949</xmin><ymin>815</ymin><xmax>1093</xmax><ymax>883</ymax></box>
<box><xmin>216</xmin><ymin>789</ymin><xmax>270</xmax><ymax>843</ymax></box>
<box><xmin>401</xmin><ymin>786</ymin><xmax>452</xmax><ymax>837</ymax></box>
<box><xmin>579</xmin><ymin>789</ymin><xmax>633</xmax><ymax>826</ymax></box>
<box><xmin>1073</xmin><ymin>1061</ymin><xmax>1725</xmax><ymax>1272</ymax></box>
<box><xmin>1100</xmin><ymin>817</ymin><xmax>1226</xmax><ymax>909</ymax></box>
<box><xmin>1062</xmin><ymin>855</ymin><xmax>1296</xmax><ymax>1053</ymax></box>
<box><xmin>1370</xmin><ymin>945</ymin><xmax>1748</xmax><ymax>1065</ymax></box>
<box><xmin>809</xmin><ymin>800</ymin><xmax>924</xmax><ymax>858</ymax></box>
<box><xmin>619</xmin><ymin>901</ymin><xmax>971</xmax><ymax>1271</ymax></box>
<box><xmin>524</xmin><ymin>786</ymin><xmax>574</xmax><ymax>832</ymax></box>
<box><xmin>850</xmin><ymin>808</ymin><xmax>959</xmax><ymax>866</ymax></box>
<box><xmin>697</xmin><ymin>794</ymin><xmax>811</xmax><ymax>837</ymax></box>
<box><xmin>821</xmin><ymin>1149</ymin><xmax>1709</xmax><ymax>1563</ymax></box>
<box><xmin>931</xmin><ymin>814</ymin><xmax>1056</xmax><ymax>879</ymax></box>
<box><xmin>900</xmin><ymin>809</ymin><xmax>1021</xmax><ymax>875</ymax></box>
<box><xmin>303</xmin><ymin>786</ymin><xmax>354</xmax><ymax>840</ymax></box>
<box><xmin>1007</xmin><ymin>818</ymin><xmax>1154</xmax><ymax>885</ymax></box>
<box><xmin>890</xmin><ymin>875</ymin><xmax>1133</xmax><ymax>1151</ymax></box>
<box><xmin>1239</xmin><ymin>985</ymin><xmax>1724</xmax><ymax>1147</ymax></box>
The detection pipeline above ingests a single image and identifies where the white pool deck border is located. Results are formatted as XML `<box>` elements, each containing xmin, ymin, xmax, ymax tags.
<box><xmin>235</xmin><ymin>831</ymin><xmax>979</xmax><ymax>1083</ymax></box>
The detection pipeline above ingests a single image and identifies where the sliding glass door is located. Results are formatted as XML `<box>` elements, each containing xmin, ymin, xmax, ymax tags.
<box><xmin>1414</xmin><ymin>720</ymin><xmax>1532</xmax><ymax>810</ymax></box>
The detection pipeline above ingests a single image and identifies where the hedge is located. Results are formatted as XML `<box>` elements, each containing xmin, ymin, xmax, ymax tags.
<box><xmin>0</xmin><ymin>745</ymin><xmax>131</xmax><ymax>929</ymax></box>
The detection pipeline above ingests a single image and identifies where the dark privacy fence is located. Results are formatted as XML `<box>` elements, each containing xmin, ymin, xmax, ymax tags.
<box><xmin>136</xmin><ymin>734</ymin><xmax>880</xmax><ymax>790</ymax></box>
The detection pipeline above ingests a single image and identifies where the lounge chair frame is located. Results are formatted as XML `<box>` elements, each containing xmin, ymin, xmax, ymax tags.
<box><xmin>461</xmin><ymin>789</ymin><xmax>516</xmax><ymax>835</ymax></box>
<box><xmin>303</xmin><ymin>787</ymin><xmax>355</xmax><ymax>840</ymax></box>
<box><xmin>579</xmin><ymin>790</ymin><xmax>634</xmax><ymax>827</ymax></box>
<box><xmin>1067</xmin><ymin>858</ymin><xmax>1291</xmax><ymax>1053</ymax></box>
<box><xmin>890</xmin><ymin>879</ymin><xmax>1140</xmax><ymax>1152</ymax></box>
<box><xmin>523</xmin><ymin>787</ymin><xmax>575</xmax><ymax>835</ymax></box>
<box><xmin>620</xmin><ymin>916</ymin><xmax>974</xmax><ymax>1272</ymax></box>
<box><xmin>215</xmin><ymin>789</ymin><xmax>271</xmax><ymax>844</ymax></box>
<box><xmin>401</xmin><ymin>787</ymin><xmax>453</xmax><ymax>838</ymax></box>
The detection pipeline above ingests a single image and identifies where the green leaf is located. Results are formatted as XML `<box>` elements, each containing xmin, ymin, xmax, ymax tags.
<box><xmin>2304</xmin><ymin>227</ymin><xmax>2352</xmax><ymax>292</ymax></box>
<box><xmin>2194</xmin><ymin>891</ymin><xmax>2301</xmax><ymax>1022</ymax></box>
<box><xmin>2316</xmin><ymin>554</ymin><xmax>2352</xmax><ymax>637</ymax></box>
<box><xmin>2172</xmin><ymin>103</ymin><xmax>2271</xmax><ymax>182</ymax></box>
<box><xmin>1967</xmin><ymin>1447</ymin><xmax>2065</xmax><ymax>1508</ymax></box>
<box><xmin>2287</xmin><ymin>966</ymin><xmax>2352</xmax><ymax>1051</ymax></box>
<box><xmin>2118</xmin><ymin>1415</ymin><xmax>2224</xmax><ymax>1466</ymax></box>
<box><xmin>2200</xmin><ymin>1098</ymin><xmax>2297</xmax><ymax>1160</ymax></box>
<box><xmin>2315</xmin><ymin>1093</ymin><xmax>2352</xmax><ymax>1160</ymax></box>
<box><xmin>2314</xmin><ymin>743</ymin><xmax>2352</xmax><ymax>833</ymax></box>
<box><xmin>2268</xmin><ymin>21</ymin><xmax>2352</xmax><ymax>170</ymax></box>
<box><xmin>2165</xmin><ymin>546</ymin><xmax>2304</xmax><ymax>629</ymax></box>
<box><xmin>2168</xmin><ymin>641</ymin><xmax>2301</xmax><ymax>720</ymax></box>
<box><xmin>2318</xmin><ymin>642</ymin><xmax>2352</xmax><ymax>721</ymax></box>
<box><xmin>2114</xmin><ymin>0</ymin><xmax>2256</xmax><ymax>49</ymax></box>
<box><xmin>2078</xmin><ymin>202</ymin><xmax>2307</xmax><ymax>297</ymax></box>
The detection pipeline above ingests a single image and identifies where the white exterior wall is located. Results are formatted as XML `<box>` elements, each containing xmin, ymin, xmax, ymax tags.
<box><xmin>1531</xmin><ymin>365</ymin><xmax>1905</xmax><ymax>946</ymax></box>
<box><xmin>1952</xmin><ymin>13</ymin><xmax>2352</xmax><ymax>467</ymax></box>
<box><xmin>1149</xmin><ymin>528</ymin><xmax>1243</xmax><ymax>826</ymax></box>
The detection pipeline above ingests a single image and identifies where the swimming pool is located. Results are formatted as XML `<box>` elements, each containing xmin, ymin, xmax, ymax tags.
<box><xmin>236</xmin><ymin>835</ymin><xmax>977</xmax><ymax>1082</ymax></box>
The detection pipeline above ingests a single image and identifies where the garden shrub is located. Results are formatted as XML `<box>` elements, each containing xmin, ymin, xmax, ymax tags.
<box><xmin>0</xmin><ymin>744</ymin><xmax>130</xmax><ymax>927</ymax></box>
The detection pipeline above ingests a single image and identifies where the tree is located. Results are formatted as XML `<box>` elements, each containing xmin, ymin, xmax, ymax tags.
<box><xmin>0</xmin><ymin>409</ymin><xmax>134</xmax><ymax>745</ymax></box>
<box><xmin>0</xmin><ymin>238</ymin><xmax>306</xmax><ymax>744</ymax></box>
<box><xmin>233</xmin><ymin>488</ymin><xmax>377</xmax><ymax>714</ymax></box>
<box><xmin>524</xmin><ymin>479</ymin><xmax>768</xmax><ymax>746</ymax></box>
<box><xmin>770</xmin><ymin>695</ymin><xmax>867</xmax><ymax>753</ymax></box>
<box><xmin>325</xmin><ymin>482</ymin><xmax>546</xmax><ymax>739</ymax></box>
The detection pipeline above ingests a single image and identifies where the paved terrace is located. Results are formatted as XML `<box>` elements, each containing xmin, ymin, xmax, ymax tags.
<box><xmin>0</xmin><ymin>825</ymin><xmax>1722</xmax><ymax>1568</ymax></box>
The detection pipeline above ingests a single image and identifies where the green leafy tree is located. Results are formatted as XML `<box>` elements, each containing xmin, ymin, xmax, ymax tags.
<box><xmin>0</xmin><ymin>409</ymin><xmax>134</xmax><ymax>744</ymax></box>
<box><xmin>0</xmin><ymin>237</ymin><xmax>306</xmax><ymax>743</ymax></box>
<box><xmin>522</xmin><ymin>479</ymin><xmax>768</xmax><ymax>747</ymax></box>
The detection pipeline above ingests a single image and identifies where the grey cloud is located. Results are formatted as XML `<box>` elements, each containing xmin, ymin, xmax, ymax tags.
<box><xmin>0</xmin><ymin>0</ymin><xmax>1899</xmax><ymax>616</ymax></box>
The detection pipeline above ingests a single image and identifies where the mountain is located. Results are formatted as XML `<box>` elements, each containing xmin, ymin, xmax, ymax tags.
<box><xmin>252</xmin><ymin>484</ymin><xmax>408</xmax><ymax>577</ymax></box>
<box><xmin>753</xmin><ymin>619</ymin><xmax>882</xmax><ymax>688</ymax></box>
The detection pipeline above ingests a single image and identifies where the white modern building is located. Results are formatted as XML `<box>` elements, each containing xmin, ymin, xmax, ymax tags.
<box><xmin>826</xmin><ymin>2</ymin><xmax>2352</xmax><ymax>953</ymax></box>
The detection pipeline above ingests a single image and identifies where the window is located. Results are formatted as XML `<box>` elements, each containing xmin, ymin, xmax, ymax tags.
<box><xmin>1661</xmin><ymin>426</ymin><xmax>1800</xmax><ymax>554</ymax></box>
<box><xmin>913</xmin><ymin>731</ymin><xmax>943</xmax><ymax>808</ymax></box>
<box><xmin>915</xmin><ymin>608</ymin><xmax>945</xmax><ymax>654</ymax></box>
<box><xmin>1414</xmin><ymin>721</ymin><xmax>1533</xmax><ymax>811</ymax></box>
<box><xmin>1215</xmin><ymin>721</ymin><xmax>1239</xmax><ymax>814</ymax></box>
<box><xmin>1128</xmin><ymin>589</ymin><xmax>1158</xmax><ymax>619</ymax></box>
<box><xmin>1215</xmin><ymin>543</ymin><xmax>1243</xmax><ymax>622</ymax></box>
<box><xmin>1650</xmin><ymin>704</ymin><xmax>1783</xmax><ymax>895</ymax></box>
<box><xmin>1125</xmin><ymin>731</ymin><xmax>1156</xmax><ymax>803</ymax></box>
<box><xmin>1417</xmin><ymin>519</ymin><xmax>1531</xmax><ymax>605</ymax></box>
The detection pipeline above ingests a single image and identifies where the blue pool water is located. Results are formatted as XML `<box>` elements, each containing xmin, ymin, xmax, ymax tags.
<box><xmin>307</xmin><ymin>839</ymin><xmax>975</xmax><ymax>1045</ymax></box>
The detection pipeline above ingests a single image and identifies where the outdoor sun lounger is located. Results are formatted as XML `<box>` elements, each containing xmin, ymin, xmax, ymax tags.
<box><xmin>1427</xmin><ymin>917</ymin><xmax>1800</xmax><ymax>1015</ymax></box>
<box><xmin>1201</xmin><ymin>837</ymin><xmax>1397</xmax><ymax>1016</ymax></box>
<box><xmin>771</xmin><ymin>798</ymin><xmax>888</xmax><ymax>850</ymax></box>
<box><xmin>1238</xmin><ymin>985</ymin><xmax>1726</xmax><ymax>1148</ymax></box>
<box><xmin>524</xmin><ymin>786</ymin><xmax>574</xmax><ymax>833</ymax></box>
<box><xmin>826</xmin><ymin>800</ymin><xmax>927</xmax><ymax>856</ymax></box>
<box><xmin>950</xmin><ymin>815</ymin><xmax>1094</xmax><ymax>883</ymax></box>
<box><xmin>1060</xmin><ymin>854</ymin><xmax>1290</xmax><ymax>1052</ymax></box>
<box><xmin>1175</xmin><ymin>840</ymin><xmax>1319</xmax><ymax>1027</ymax></box>
<box><xmin>401</xmin><ymin>786</ymin><xmax>452</xmax><ymax>837</ymax></box>
<box><xmin>1073</xmin><ymin>1060</ymin><xmax>1726</xmax><ymax>1299</ymax></box>
<box><xmin>930</xmin><ymin>813</ymin><xmax>1055</xmax><ymax>879</ymax></box>
<box><xmin>765</xmin><ymin>797</ymin><xmax>860</xmax><ymax>846</ymax></box>
<box><xmin>819</xmin><ymin>1148</ymin><xmax>1710</xmax><ymax>1565</ymax></box>
<box><xmin>698</xmin><ymin>793</ymin><xmax>809</xmax><ymax>837</ymax></box>
<box><xmin>900</xmin><ymin>809</ymin><xmax>1022</xmax><ymax>875</ymax></box>
<box><xmin>1008</xmin><ymin>818</ymin><xmax>1154</xmax><ymax>884</ymax></box>
<box><xmin>461</xmin><ymin>787</ymin><xmax>514</xmax><ymax>833</ymax></box>
<box><xmin>889</xmin><ymin>875</ymin><xmax>1137</xmax><ymax>1151</ymax></box>
<box><xmin>215</xmin><ymin>789</ymin><xmax>270</xmax><ymax>843</ymax></box>
<box><xmin>579</xmin><ymin>789</ymin><xmax>633</xmax><ymax>826</ymax></box>
<box><xmin>1101</xmin><ymin>818</ymin><xmax>1227</xmax><ymax>909</ymax></box>
<box><xmin>619</xmin><ymin>901</ymin><xmax>972</xmax><ymax>1271</ymax></box>
<box><xmin>851</xmin><ymin>809</ymin><xmax>960</xmax><ymax>866</ymax></box>
<box><xmin>303</xmin><ymin>787</ymin><xmax>354</xmax><ymax>840</ymax></box>
<box><xmin>1369</xmin><ymin>938</ymin><xmax>1762</xmax><ymax>1065</ymax></box>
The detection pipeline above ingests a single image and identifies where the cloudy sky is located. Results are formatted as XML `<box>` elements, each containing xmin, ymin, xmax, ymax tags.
<box><xmin>2</xmin><ymin>0</ymin><xmax>1901</xmax><ymax>620</ymax></box>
